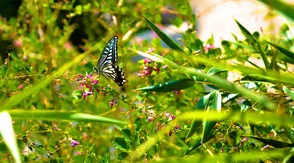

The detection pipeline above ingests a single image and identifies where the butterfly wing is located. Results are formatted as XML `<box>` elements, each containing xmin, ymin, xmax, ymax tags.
<box><xmin>94</xmin><ymin>36</ymin><xmax>118</xmax><ymax>74</ymax></box>
<box><xmin>94</xmin><ymin>36</ymin><xmax>127</xmax><ymax>86</ymax></box>
<box><xmin>101</xmin><ymin>63</ymin><xmax>127</xmax><ymax>86</ymax></box>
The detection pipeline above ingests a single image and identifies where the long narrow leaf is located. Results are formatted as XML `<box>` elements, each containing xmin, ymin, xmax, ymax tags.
<box><xmin>201</xmin><ymin>91</ymin><xmax>222</xmax><ymax>143</ymax></box>
<box><xmin>0</xmin><ymin>111</ymin><xmax>21</xmax><ymax>163</ymax></box>
<box><xmin>268</xmin><ymin>41</ymin><xmax>294</xmax><ymax>61</ymax></box>
<box><xmin>178</xmin><ymin>111</ymin><xmax>294</xmax><ymax>126</ymax></box>
<box><xmin>155</xmin><ymin>149</ymin><xmax>286</xmax><ymax>163</ymax></box>
<box><xmin>258</xmin><ymin>0</ymin><xmax>294</xmax><ymax>21</ymax></box>
<box><xmin>9</xmin><ymin>110</ymin><xmax>127</xmax><ymax>124</ymax></box>
<box><xmin>234</xmin><ymin>19</ymin><xmax>257</xmax><ymax>44</ymax></box>
<box><xmin>137</xmin><ymin>78</ymin><xmax>195</xmax><ymax>92</ymax></box>
<box><xmin>186</xmin><ymin>94</ymin><xmax>209</xmax><ymax>139</ymax></box>
<box><xmin>234</xmin><ymin>19</ymin><xmax>269</xmax><ymax>68</ymax></box>
<box><xmin>143</xmin><ymin>15</ymin><xmax>185</xmax><ymax>53</ymax></box>
<box><xmin>283</xmin><ymin>86</ymin><xmax>294</xmax><ymax>101</ymax></box>
<box><xmin>248</xmin><ymin>136</ymin><xmax>294</xmax><ymax>148</ymax></box>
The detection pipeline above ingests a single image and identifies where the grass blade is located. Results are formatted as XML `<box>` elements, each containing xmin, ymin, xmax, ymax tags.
<box><xmin>9</xmin><ymin>110</ymin><xmax>127</xmax><ymax>124</ymax></box>
<box><xmin>143</xmin><ymin>15</ymin><xmax>185</xmax><ymax>53</ymax></box>
<box><xmin>0</xmin><ymin>111</ymin><xmax>21</xmax><ymax>163</ymax></box>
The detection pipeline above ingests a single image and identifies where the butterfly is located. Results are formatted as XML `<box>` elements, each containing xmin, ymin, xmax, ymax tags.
<box><xmin>93</xmin><ymin>36</ymin><xmax>127</xmax><ymax>86</ymax></box>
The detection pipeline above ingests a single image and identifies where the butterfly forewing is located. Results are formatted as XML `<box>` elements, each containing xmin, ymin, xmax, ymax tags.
<box><xmin>97</xmin><ymin>36</ymin><xmax>118</xmax><ymax>70</ymax></box>
<box><xmin>94</xmin><ymin>36</ymin><xmax>127</xmax><ymax>86</ymax></box>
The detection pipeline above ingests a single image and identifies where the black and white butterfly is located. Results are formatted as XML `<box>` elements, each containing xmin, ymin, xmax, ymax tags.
<box><xmin>93</xmin><ymin>36</ymin><xmax>127</xmax><ymax>86</ymax></box>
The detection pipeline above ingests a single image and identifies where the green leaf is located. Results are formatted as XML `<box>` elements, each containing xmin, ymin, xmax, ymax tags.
<box><xmin>72</xmin><ymin>90</ymin><xmax>82</xmax><ymax>100</ymax></box>
<box><xmin>0</xmin><ymin>65</ymin><xmax>7</xmax><ymax>77</ymax></box>
<box><xmin>240</xmin><ymin>99</ymin><xmax>251</xmax><ymax>112</ymax></box>
<box><xmin>9</xmin><ymin>110</ymin><xmax>127</xmax><ymax>124</ymax></box>
<box><xmin>113</xmin><ymin>137</ymin><xmax>129</xmax><ymax>151</ymax></box>
<box><xmin>137</xmin><ymin>78</ymin><xmax>195</xmax><ymax>92</ymax></box>
<box><xmin>38</xmin><ymin>65</ymin><xmax>47</xmax><ymax>73</ymax></box>
<box><xmin>248</xmin><ymin>136</ymin><xmax>294</xmax><ymax>148</ymax></box>
<box><xmin>267</xmin><ymin>41</ymin><xmax>294</xmax><ymax>61</ymax></box>
<box><xmin>222</xmin><ymin>93</ymin><xmax>238</xmax><ymax>104</ymax></box>
<box><xmin>201</xmin><ymin>91</ymin><xmax>222</xmax><ymax>143</ymax></box>
<box><xmin>120</xmin><ymin>128</ymin><xmax>132</xmax><ymax>142</ymax></box>
<box><xmin>118</xmin><ymin>152</ymin><xmax>129</xmax><ymax>160</ymax></box>
<box><xmin>207</xmin><ymin>67</ymin><xmax>227</xmax><ymax>76</ymax></box>
<box><xmin>178</xmin><ymin>111</ymin><xmax>294</xmax><ymax>126</ymax></box>
<box><xmin>258</xmin><ymin>0</ymin><xmax>294</xmax><ymax>21</ymax></box>
<box><xmin>143</xmin><ymin>16</ymin><xmax>185</xmax><ymax>53</ymax></box>
<box><xmin>75</xmin><ymin>5</ymin><xmax>83</xmax><ymax>15</ymax></box>
<box><xmin>185</xmin><ymin>91</ymin><xmax>221</xmax><ymax>154</ymax></box>
<box><xmin>184</xmin><ymin>134</ymin><xmax>214</xmax><ymax>155</ymax></box>
<box><xmin>283</xmin><ymin>86</ymin><xmax>294</xmax><ymax>101</ymax></box>
<box><xmin>83</xmin><ymin>3</ymin><xmax>91</xmax><ymax>11</ymax></box>
<box><xmin>234</xmin><ymin>19</ymin><xmax>257</xmax><ymax>44</ymax></box>
<box><xmin>186</xmin><ymin>93</ymin><xmax>210</xmax><ymax>139</ymax></box>
<box><xmin>169</xmin><ymin>149</ymin><xmax>286</xmax><ymax>162</ymax></box>
<box><xmin>234</xmin><ymin>19</ymin><xmax>269</xmax><ymax>68</ymax></box>
<box><xmin>0</xmin><ymin>111</ymin><xmax>21</xmax><ymax>163</ymax></box>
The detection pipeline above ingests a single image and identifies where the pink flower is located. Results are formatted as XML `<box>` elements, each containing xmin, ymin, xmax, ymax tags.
<box><xmin>14</xmin><ymin>40</ymin><xmax>22</xmax><ymax>48</ymax></box>
<box><xmin>18</xmin><ymin>84</ymin><xmax>24</xmax><ymax>90</ymax></box>
<box><xmin>165</xmin><ymin>113</ymin><xmax>171</xmax><ymax>118</ymax></box>
<box><xmin>148</xmin><ymin>116</ymin><xmax>154</xmax><ymax>122</ymax></box>
<box><xmin>144</xmin><ymin>58</ymin><xmax>149</xmax><ymax>64</ymax></box>
<box><xmin>64</xmin><ymin>42</ymin><xmax>73</xmax><ymax>50</ymax></box>
<box><xmin>261</xmin><ymin>145</ymin><xmax>271</xmax><ymax>151</ymax></box>
<box><xmin>171</xmin><ymin>115</ymin><xmax>175</xmax><ymax>120</ymax></box>
<box><xmin>109</xmin><ymin>98</ymin><xmax>117</xmax><ymax>108</ymax></box>
<box><xmin>165</xmin><ymin>113</ymin><xmax>175</xmax><ymax>120</ymax></box>
<box><xmin>68</xmin><ymin>138</ymin><xmax>80</xmax><ymax>147</ymax></box>
<box><xmin>204</xmin><ymin>44</ymin><xmax>215</xmax><ymax>52</ymax></box>
<box><xmin>76</xmin><ymin>74</ymin><xmax>99</xmax><ymax>99</ymax></box>
<box><xmin>174</xmin><ymin>90</ymin><xmax>181</xmax><ymax>95</ymax></box>
<box><xmin>82</xmin><ymin>91</ymin><xmax>93</xmax><ymax>99</ymax></box>
<box><xmin>23</xmin><ymin>55</ymin><xmax>28</xmax><ymax>61</ymax></box>
<box><xmin>148</xmin><ymin>109</ymin><xmax>155</xmax><ymax>115</ymax></box>
<box><xmin>241</xmin><ymin>137</ymin><xmax>248</xmax><ymax>143</ymax></box>
<box><xmin>143</xmin><ymin>58</ymin><xmax>154</xmax><ymax>64</ymax></box>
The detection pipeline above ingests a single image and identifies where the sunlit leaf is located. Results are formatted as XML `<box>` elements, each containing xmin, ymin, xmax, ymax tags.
<box><xmin>143</xmin><ymin>16</ymin><xmax>185</xmax><ymax>53</ymax></box>
<box><xmin>137</xmin><ymin>78</ymin><xmax>195</xmax><ymax>92</ymax></box>
<box><xmin>0</xmin><ymin>111</ymin><xmax>21</xmax><ymax>163</ymax></box>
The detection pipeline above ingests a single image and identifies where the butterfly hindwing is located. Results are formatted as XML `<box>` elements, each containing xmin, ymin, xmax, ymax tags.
<box><xmin>94</xmin><ymin>36</ymin><xmax>127</xmax><ymax>86</ymax></box>
<box><xmin>102</xmin><ymin>63</ymin><xmax>127</xmax><ymax>86</ymax></box>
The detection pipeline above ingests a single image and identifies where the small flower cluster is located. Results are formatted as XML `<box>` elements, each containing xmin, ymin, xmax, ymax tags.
<box><xmin>204</xmin><ymin>44</ymin><xmax>215</xmax><ymax>53</ymax></box>
<box><xmin>165</xmin><ymin>112</ymin><xmax>176</xmax><ymax>121</ymax></box>
<box><xmin>162</xmin><ymin>112</ymin><xmax>180</xmax><ymax>136</ymax></box>
<box><xmin>239</xmin><ymin>137</ymin><xmax>248</xmax><ymax>148</ymax></box>
<box><xmin>68</xmin><ymin>138</ymin><xmax>80</xmax><ymax>147</ymax></box>
<box><xmin>14</xmin><ymin>39</ymin><xmax>22</xmax><ymax>48</ymax></box>
<box><xmin>147</xmin><ymin>109</ymin><xmax>156</xmax><ymax>122</ymax></box>
<box><xmin>109</xmin><ymin>98</ymin><xmax>117</xmax><ymax>108</ymax></box>
<box><xmin>144</xmin><ymin>109</ymin><xmax>179</xmax><ymax>136</ymax></box>
<box><xmin>261</xmin><ymin>144</ymin><xmax>272</xmax><ymax>151</ymax></box>
<box><xmin>138</xmin><ymin>57</ymin><xmax>164</xmax><ymax>77</ymax></box>
<box><xmin>76</xmin><ymin>74</ymin><xmax>99</xmax><ymax>99</ymax></box>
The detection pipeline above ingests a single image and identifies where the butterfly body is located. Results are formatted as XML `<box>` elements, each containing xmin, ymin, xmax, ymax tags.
<box><xmin>94</xmin><ymin>36</ymin><xmax>127</xmax><ymax>86</ymax></box>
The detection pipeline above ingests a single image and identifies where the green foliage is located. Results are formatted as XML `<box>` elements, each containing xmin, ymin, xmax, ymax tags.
<box><xmin>0</xmin><ymin>0</ymin><xmax>294</xmax><ymax>162</ymax></box>
<box><xmin>137</xmin><ymin>78</ymin><xmax>195</xmax><ymax>92</ymax></box>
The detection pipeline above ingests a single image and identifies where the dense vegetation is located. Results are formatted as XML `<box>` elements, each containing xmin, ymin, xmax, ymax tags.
<box><xmin>0</xmin><ymin>0</ymin><xmax>294</xmax><ymax>162</ymax></box>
